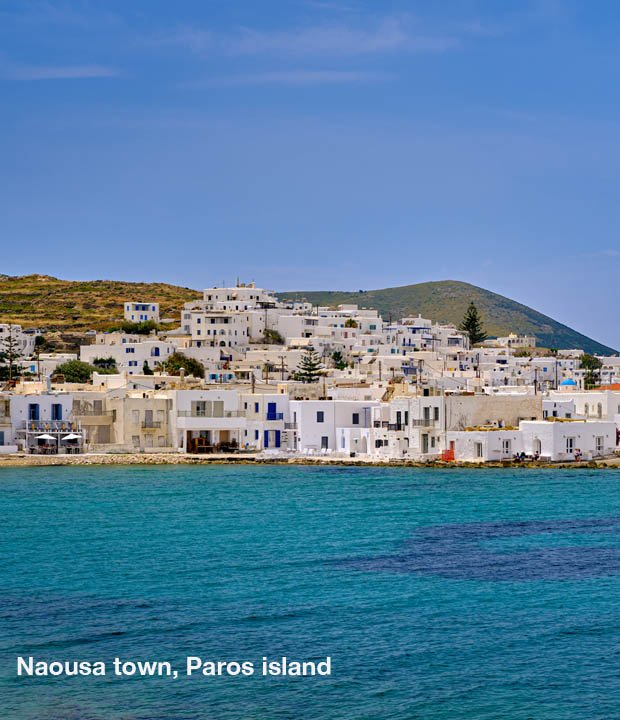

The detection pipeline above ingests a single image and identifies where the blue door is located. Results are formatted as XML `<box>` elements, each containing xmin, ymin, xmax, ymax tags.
<box><xmin>267</xmin><ymin>402</ymin><xmax>276</xmax><ymax>420</ymax></box>
<box><xmin>264</xmin><ymin>430</ymin><xmax>269</xmax><ymax>448</ymax></box>
<box><xmin>28</xmin><ymin>403</ymin><xmax>39</xmax><ymax>420</ymax></box>
<box><xmin>275</xmin><ymin>430</ymin><xmax>281</xmax><ymax>448</ymax></box>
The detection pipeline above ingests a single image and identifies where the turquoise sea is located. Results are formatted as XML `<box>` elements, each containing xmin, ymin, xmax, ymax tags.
<box><xmin>2</xmin><ymin>465</ymin><xmax>620</xmax><ymax>719</ymax></box>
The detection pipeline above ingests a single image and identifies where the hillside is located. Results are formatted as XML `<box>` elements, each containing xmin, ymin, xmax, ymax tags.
<box><xmin>277</xmin><ymin>280</ymin><xmax>616</xmax><ymax>355</ymax></box>
<box><xmin>0</xmin><ymin>275</ymin><xmax>200</xmax><ymax>331</ymax></box>
<box><xmin>0</xmin><ymin>276</ymin><xmax>614</xmax><ymax>355</ymax></box>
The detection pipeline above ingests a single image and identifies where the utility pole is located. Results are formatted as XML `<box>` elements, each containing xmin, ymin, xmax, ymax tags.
<box><xmin>278</xmin><ymin>355</ymin><xmax>286</xmax><ymax>381</ymax></box>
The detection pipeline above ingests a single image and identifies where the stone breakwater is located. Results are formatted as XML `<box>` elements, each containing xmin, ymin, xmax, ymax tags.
<box><xmin>0</xmin><ymin>453</ymin><xmax>619</xmax><ymax>469</ymax></box>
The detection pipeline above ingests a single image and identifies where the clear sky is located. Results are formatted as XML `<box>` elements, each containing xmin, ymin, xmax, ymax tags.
<box><xmin>1</xmin><ymin>1</ymin><xmax>619</xmax><ymax>348</ymax></box>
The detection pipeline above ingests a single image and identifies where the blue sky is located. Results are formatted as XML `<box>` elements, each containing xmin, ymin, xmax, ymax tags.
<box><xmin>1</xmin><ymin>1</ymin><xmax>619</xmax><ymax>348</ymax></box>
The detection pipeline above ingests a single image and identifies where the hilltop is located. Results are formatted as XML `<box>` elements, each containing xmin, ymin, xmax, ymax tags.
<box><xmin>0</xmin><ymin>274</ymin><xmax>200</xmax><ymax>331</ymax></box>
<box><xmin>277</xmin><ymin>280</ymin><xmax>616</xmax><ymax>355</ymax></box>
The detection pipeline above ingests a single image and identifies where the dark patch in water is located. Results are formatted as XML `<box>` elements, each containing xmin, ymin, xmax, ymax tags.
<box><xmin>341</xmin><ymin>517</ymin><xmax>620</xmax><ymax>581</ymax></box>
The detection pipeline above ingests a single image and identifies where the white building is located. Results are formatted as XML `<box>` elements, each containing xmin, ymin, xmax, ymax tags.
<box><xmin>289</xmin><ymin>400</ymin><xmax>377</xmax><ymax>454</ymax></box>
<box><xmin>520</xmin><ymin>420</ymin><xmax>616</xmax><ymax>461</ymax></box>
<box><xmin>124</xmin><ymin>302</ymin><xmax>160</xmax><ymax>323</ymax></box>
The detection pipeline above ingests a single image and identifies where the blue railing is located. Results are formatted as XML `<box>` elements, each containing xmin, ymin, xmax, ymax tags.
<box><xmin>266</xmin><ymin>412</ymin><xmax>284</xmax><ymax>421</ymax></box>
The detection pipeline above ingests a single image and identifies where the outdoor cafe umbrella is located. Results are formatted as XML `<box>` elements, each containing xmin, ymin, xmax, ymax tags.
<box><xmin>62</xmin><ymin>433</ymin><xmax>81</xmax><ymax>441</ymax></box>
<box><xmin>35</xmin><ymin>434</ymin><xmax>56</xmax><ymax>442</ymax></box>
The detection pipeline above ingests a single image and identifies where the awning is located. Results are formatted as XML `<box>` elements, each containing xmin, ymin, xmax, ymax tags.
<box><xmin>62</xmin><ymin>433</ymin><xmax>81</xmax><ymax>441</ymax></box>
<box><xmin>35</xmin><ymin>434</ymin><xmax>56</xmax><ymax>441</ymax></box>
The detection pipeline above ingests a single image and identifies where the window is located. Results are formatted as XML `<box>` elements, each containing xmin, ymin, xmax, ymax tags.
<box><xmin>596</xmin><ymin>436</ymin><xmax>604</xmax><ymax>453</ymax></box>
<box><xmin>475</xmin><ymin>442</ymin><xmax>483</xmax><ymax>458</ymax></box>
<box><xmin>254</xmin><ymin>430</ymin><xmax>259</xmax><ymax>440</ymax></box>
<box><xmin>255</xmin><ymin>402</ymin><xmax>259</xmax><ymax>413</ymax></box>
<box><xmin>352</xmin><ymin>413</ymin><xmax>359</xmax><ymax>425</ymax></box>
<box><xmin>321</xmin><ymin>436</ymin><xmax>329</xmax><ymax>450</ymax></box>
<box><xmin>132</xmin><ymin>410</ymin><xmax>139</xmax><ymax>424</ymax></box>
<box><xmin>51</xmin><ymin>403</ymin><xmax>62</xmax><ymax>421</ymax></box>
<box><xmin>0</xmin><ymin>431</ymin><xmax>4</xmax><ymax>446</ymax></box>
<box><xmin>543</xmin><ymin>410</ymin><xmax>548</xmax><ymax>419</ymax></box>
<box><xmin>317</xmin><ymin>411</ymin><xmax>324</xmax><ymax>423</ymax></box>
<box><xmin>158</xmin><ymin>436</ymin><xmax>166</xmax><ymax>447</ymax></box>
<box><xmin>434</xmin><ymin>407</ymin><xmax>440</xmax><ymax>421</ymax></box>
<box><xmin>132</xmin><ymin>435</ymin><xmax>140</xmax><ymax>448</ymax></box>
<box><xmin>566</xmin><ymin>437</ymin><xmax>574</xmax><ymax>454</ymax></box>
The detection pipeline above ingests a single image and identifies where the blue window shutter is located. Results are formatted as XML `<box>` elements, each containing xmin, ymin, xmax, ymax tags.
<box><xmin>275</xmin><ymin>430</ymin><xmax>281</xmax><ymax>448</ymax></box>
<box><xmin>264</xmin><ymin>430</ymin><xmax>269</xmax><ymax>448</ymax></box>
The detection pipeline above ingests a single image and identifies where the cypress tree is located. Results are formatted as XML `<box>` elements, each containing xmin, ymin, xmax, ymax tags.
<box><xmin>459</xmin><ymin>302</ymin><xmax>488</xmax><ymax>346</ymax></box>
<box><xmin>295</xmin><ymin>349</ymin><xmax>323</xmax><ymax>383</ymax></box>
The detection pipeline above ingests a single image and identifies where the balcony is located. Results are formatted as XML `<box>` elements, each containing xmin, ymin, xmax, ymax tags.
<box><xmin>266</xmin><ymin>412</ymin><xmax>284</xmax><ymax>421</ymax></box>
<box><xmin>284</xmin><ymin>422</ymin><xmax>298</xmax><ymax>430</ymax></box>
<box><xmin>411</xmin><ymin>419</ymin><xmax>435</xmax><ymax>427</ymax></box>
<box><xmin>177</xmin><ymin>410</ymin><xmax>244</xmax><ymax>418</ymax></box>
<box><xmin>20</xmin><ymin>419</ymin><xmax>77</xmax><ymax>432</ymax></box>
<box><xmin>74</xmin><ymin>408</ymin><xmax>114</xmax><ymax>417</ymax></box>
<box><xmin>142</xmin><ymin>420</ymin><xmax>162</xmax><ymax>429</ymax></box>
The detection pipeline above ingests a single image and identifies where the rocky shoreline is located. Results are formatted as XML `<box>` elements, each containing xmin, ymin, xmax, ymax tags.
<box><xmin>0</xmin><ymin>452</ymin><xmax>619</xmax><ymax>469</ymax></box>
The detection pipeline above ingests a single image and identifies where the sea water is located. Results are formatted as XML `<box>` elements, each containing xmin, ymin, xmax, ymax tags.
<box><xmin>2</xmin><ymin>465</ymin><xmax>620</xmax><ymax>719</ymax></box>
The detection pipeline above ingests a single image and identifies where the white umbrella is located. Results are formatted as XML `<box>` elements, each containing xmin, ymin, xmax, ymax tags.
<box><xmin>62</xmin><ymin>433</ymin><xmax>81</xmax><ymax>441</ymax></box>
<box><xmin>36</xmin><ymin>434</ymin><xmax>56</xmax><ymax>441</ymax></box>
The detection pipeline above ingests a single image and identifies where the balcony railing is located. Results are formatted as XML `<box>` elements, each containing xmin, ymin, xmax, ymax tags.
<box><xmin>411</xmin><ymin>419</ymin><xmax>435</xmax><ymax>427</ymax></box>
<box><xmin>20</xmin><ymin>419</ymin><xmax>77</xmax><ymax>432</ymax></box>
<box><xmin>74</xmin><ymin>408</ymin><xmax>114</xmax><ymax>417</ymax></box>
<box><xmin>177</xmin><ymin>410</ymin><xmax>244</xmax><ymax>418</ymax></box>
<box><xmin>142</xmin><ymin>420</ymin><xmax>162</xmax><ymax>429</ymax></box>
<box><xmin>266</xmin><ymin>412</ymin><xmax>284</xmax><ymax>421</ymax></box>
<box><xmin>284</xmin><ymin>422</ymin><xmax>298</xmax><ymax>430</ymax></box>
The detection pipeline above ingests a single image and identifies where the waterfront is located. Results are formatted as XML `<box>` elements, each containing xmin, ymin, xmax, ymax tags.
<box><xmin>3</xmin><ymin>466</ymin><xmax>620</xmax><ymax>718</ymax></box>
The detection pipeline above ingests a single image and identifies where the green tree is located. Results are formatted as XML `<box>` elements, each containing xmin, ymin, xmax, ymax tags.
<box><xmin>263</xmin><ymin>329</ymin><xmax>284</xmax><ymax>344</ymax></box>
<box><xmin>294</xmin><ymin>349</ymin><xmax>323</xmax><ymax>383</ymax></box>
<box><xmin>142</xmin><ymin>360</ymin><xmax>154</xmax><ymax>375</ymax></box>
<box><xmin>107</xmin><ymin>320</ymin><xmax>160</xmax><ymax>335</ymax></box>
<box><xmin>332</xmin><ymin>350</ymin><xmax>347</xmax><ymax>370</ymax></box>
<box><xmin>92</xmin><ymin>356</ymin><xmax>118</xmax><ymax>372</ymax></box>
<box><xmin>344</xmin><ymin>318</ymin><xmax>358</xmax><ymax>328</ymax></box>
<box><xmin>0</xmin><ymin>327</ymin><xmax>24</xmax><ymax>381</ymax></box>
<box><xmin>459</xmin><ymin>302</ymin><xmax>488</xmax><ymax>346</ymax></box>
<box><xmin>54</xmin><ymin>359</ymin><xmax>96</xmax><ymax>383</ymax></box>
<box><xmin>580</xmin><ymin>353</ymin><xmax>602</xmax><ymax>389</ymax></box>
<box><xmin>162</xmin><ymin>352</ymin><xmax>205</xmax><ymax>379</ymax></box>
